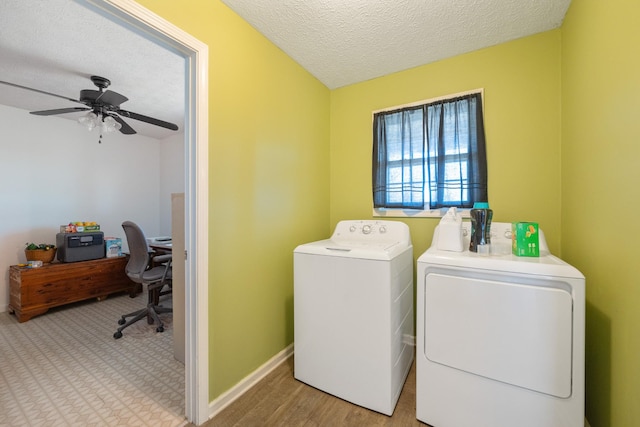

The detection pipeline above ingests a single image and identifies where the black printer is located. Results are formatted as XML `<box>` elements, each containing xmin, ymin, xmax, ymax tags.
<box><xmin>56</xmin><ymin>232</ymin><xmax>105</xmax><ymax>262</ymax></box>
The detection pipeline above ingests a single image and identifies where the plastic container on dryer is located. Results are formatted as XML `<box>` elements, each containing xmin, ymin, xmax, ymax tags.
<box><xmin>435</xmin><ymin>207</ymin><xmax>464</xmax><ymax>252</ymax></box>
<box><xmin>469</xmin><ymin>202</ymin><xmax>493</xmax><ymax>254</ymax></box>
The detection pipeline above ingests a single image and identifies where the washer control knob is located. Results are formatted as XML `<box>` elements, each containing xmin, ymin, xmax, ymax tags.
<box><xmin>349</xmin><ymin>226</ymin><xmax>356</xmax><ymax>233</ymax></box>
<box><xmin>362</xmin><ymin>225</ymin><xmax>372</xmax><ymax>234</ymax></box>
<box><xmin>379</xmin><ymin>226</ymin><xmax>387</xmax><ymax>234</ymax></box>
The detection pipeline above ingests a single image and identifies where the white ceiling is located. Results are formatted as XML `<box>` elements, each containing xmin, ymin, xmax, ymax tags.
<box><xmin>0</xmin><ymin>0</ymin><xmax>185</xmax><ymax>140</ymax></box>
<box><xmin>222</xmin><ymin>0</ymin><xmax>572</xmax><ymax>89</ymax></box>
<box><xmin>0</xmin><ymin>0</ymin><xmax>571</xmax><ymax>139</ymax></box>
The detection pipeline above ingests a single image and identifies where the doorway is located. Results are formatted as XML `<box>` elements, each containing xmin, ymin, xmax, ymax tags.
<box><xmin>87</xmin><ymin>0</ymin><xmax>210</xmax><ymax>424</ymax></box>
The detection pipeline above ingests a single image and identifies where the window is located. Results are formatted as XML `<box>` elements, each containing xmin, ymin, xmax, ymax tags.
<box><xmin>372</xmin><ymin>91</ymin><xmax>487</xmax><ymax>215</ymax></box>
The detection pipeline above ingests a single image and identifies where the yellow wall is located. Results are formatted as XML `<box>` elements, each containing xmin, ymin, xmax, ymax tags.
<box><xmin>128</xmin><ymin>2</ymin><xmax>640</xmax><ymax>425</ymax></box>
<box><xmin>562</xmin><ymin>0</ymin><xmax>640</xmax><ymax>425</ymax></box>
<box><xmin>330</xmin><ymin>31</ymin><xmax>562</xmax><ymax>260</ymax></box>
<box><xmin>134</xmin><ymin>0</ymin><xmax>331</xmax><ymax>398</ymax></box>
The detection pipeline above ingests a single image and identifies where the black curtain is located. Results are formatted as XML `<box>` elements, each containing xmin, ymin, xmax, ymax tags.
<box><xmin>373</xmin><ymin>106</ymin><xmax>425</xmax><ymax>209</ymax></box>
<box><xmin>373</xmin><ymin>92</ymin><xmax>487</xmax><ymax>210</ymax></box>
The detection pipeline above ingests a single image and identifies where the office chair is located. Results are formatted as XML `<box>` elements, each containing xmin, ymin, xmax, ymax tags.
<box><xmin>113</xmin><ymin>221</ymin><xmax>172</xmax><ymax>339</ymax></box>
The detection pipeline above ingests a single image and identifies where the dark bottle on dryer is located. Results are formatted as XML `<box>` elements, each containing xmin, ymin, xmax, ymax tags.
<box><xmin>469</xmin><ymin>202</ymin><xmax>493</xmax><ymax>254</ymax></box>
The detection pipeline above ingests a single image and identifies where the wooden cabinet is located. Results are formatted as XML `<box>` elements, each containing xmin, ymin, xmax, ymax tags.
<box><xmin>8</xmin><ymin>256</ymin><xmax>138</xmax><ymax>322</ymax></box>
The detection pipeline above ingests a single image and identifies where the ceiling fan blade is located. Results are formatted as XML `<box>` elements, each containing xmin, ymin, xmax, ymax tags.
<box><xmin>109</xmin><ymin>114</ymin><xmax>136</xmax><ymax>135</ymax></box>
<box><xmin>96</xmin><ymin>90</ymin><xmax>128</xmax><ymax>107</ymax></box>
<box><xmin>30</xmin><ymin>107</ymin><xmax>90</xmax><ymax>116</ymax></box>
<box><xmin>118</xmin><ymin>109</ymin><xmax>179</xmax><ymax>131</ymax></box>
<box><xmin>79</xmin><ymin>89</ymin><xmax>101</xmax><ymax>103</ymax></box>
<box><xmin>0</xmin><ymin>80</ymin><xmax>82</xmax><ymax>104</ymax></box>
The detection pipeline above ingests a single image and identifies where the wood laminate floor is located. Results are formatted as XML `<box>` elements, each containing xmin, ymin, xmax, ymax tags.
<box><xmin>206</xmin><ymin>356</ymin><xmax>429</xmax><ymax>427</ymax></box>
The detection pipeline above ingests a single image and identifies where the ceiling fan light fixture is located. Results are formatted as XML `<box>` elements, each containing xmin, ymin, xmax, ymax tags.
<box><xmin>101</xmin><ymin>115</ymin><xmax>122</xmax><ymax>133</ymax></box>
<box><xmin>78</xmin><ymin>112</ymin><xmax>122</xmax><ymax>135</ymax></box>
<box><xmin>78</xmin><ymin>111</ymin><xmax>99</xmax><ymax>131</ymax></box>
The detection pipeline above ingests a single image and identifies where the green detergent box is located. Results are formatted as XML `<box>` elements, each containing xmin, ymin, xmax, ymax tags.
<box><xmin>511</xmin><ymin>222</ymin><xmax>539</xmax><ymax>257</ymax></box>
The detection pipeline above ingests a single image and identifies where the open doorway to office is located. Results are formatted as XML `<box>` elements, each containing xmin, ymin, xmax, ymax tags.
<box><xmin>90</xmin><ymin>1</ymin><xmax>210</xmax><ymax>424</ymax></box>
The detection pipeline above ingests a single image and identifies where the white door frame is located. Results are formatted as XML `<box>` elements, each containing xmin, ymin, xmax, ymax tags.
<box><xmin>85</xmin><ymin>0</ymin><xmax>210</xmax><ymax>424</ymax></box>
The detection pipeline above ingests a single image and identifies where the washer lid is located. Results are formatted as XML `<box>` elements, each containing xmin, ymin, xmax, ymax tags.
<box><xmin>294</xmin><ymin>238</ymin><xmax>410</xmax><ymax>260</ymax></box>
<box><xmin>294</xmin><ymin>220</ymin><xmax>412</xmax><ymax>260</ymax></box>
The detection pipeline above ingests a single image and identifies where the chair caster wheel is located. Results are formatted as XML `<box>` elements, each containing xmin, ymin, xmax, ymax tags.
<box><xmin>113</xmin><ymin>331</ymin><xmax>123</xmax><ymax>339</ymax></box>
<box><xmin>156</xmin><ymin>326</ymin><xmax>164</xmax><ymax>333</ymax></box>
<box><xmin>118</xmin><ymin>318</ymin><xmax>126</xmax><ymax>325</ymax></box>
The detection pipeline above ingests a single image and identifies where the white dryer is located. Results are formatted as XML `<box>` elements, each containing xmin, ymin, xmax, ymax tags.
<box><xmin>416</xmin><ymin>222</ymin><xmax>585</xmax><ymax>427</ymax></box>
<box><xmin>294</xmin><ymin>220</ymin><xmax>413</xmax><ymax>415</ymax></box>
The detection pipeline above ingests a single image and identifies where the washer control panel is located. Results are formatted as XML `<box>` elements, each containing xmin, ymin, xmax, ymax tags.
<box><xmin>332</xmin><ymin>220</ymin><xmax>410</xmax><ymax>246</ymax></box>
<box><xmin>349</xmin><ymin>223</ymin><xmax>387</xmax><ymax>235</ymax></box>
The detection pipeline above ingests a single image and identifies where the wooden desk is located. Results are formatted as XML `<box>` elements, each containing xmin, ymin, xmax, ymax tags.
<box><xmin>8</xmin><ymin>256</ymin><xmax>138</xmax><ymax>323</ymax></box>
<box><xmin>149</xmin><ymin>242</ymin><xmax>173</xmax><ymax>254</ymax></box>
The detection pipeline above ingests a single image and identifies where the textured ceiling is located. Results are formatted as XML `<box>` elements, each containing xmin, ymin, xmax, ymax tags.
<box><xmin>0</xmin><ymin>0</ymin><xmax>185</xmax><ymax>140</ymax></box>
<box><xmin>0</xmin><ymin>0</ymin><xmax>572</xmax><ymax>139</ymax></box>
<box><xmin>222</xmin><ymin>0</ymin><xmax>572</xmax><ymax>89</ymax></box>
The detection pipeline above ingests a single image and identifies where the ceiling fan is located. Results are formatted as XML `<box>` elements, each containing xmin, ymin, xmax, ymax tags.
<box><xmin>0</xmin><ymin>75</ymin><xmax>179</xmax><ymax>135</ymax></box>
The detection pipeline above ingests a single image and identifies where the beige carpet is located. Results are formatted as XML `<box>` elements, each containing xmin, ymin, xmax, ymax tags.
<box><xmin>0</xmin><ymin>292</ymin><xmax>185</xmax><ymax>426</ymax></box>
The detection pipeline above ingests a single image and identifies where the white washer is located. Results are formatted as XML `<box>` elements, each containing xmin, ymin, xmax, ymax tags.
<box><xmin>294</xmin><ymin>220</ymin><xmax>414</xmax><ymax>415</ymax></box>
<box><xmin>416</xmin><ymin>222</ymin><xmax>585</xmax><ymax>427</ymax></box>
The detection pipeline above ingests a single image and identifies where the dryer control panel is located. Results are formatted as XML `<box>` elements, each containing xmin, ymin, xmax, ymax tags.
<box><xmin>459</xmin><ymin>222</ymin><xmax>549</xmax><ymax>255</ymax></box>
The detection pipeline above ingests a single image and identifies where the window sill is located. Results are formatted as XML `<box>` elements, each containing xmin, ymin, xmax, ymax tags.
<box><xmin>373</xmin><ymin>208</ymin><xmax>471</xmax><ymax>219</ymax></box>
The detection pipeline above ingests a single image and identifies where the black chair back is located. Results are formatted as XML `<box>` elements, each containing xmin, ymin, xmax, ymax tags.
<box><xmin>121</xmin><ymin>221</ymin><xmax>152</xmax><ymax>284</ymax></box>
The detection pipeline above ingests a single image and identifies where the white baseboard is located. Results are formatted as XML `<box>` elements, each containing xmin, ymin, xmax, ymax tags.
<box><xmin>208</xmin><ymin>343</ymin><xmax>294</xmax><ymax>419</ymax></box>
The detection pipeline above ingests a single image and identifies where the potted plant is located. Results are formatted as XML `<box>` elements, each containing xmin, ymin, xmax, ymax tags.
<box><xmin>25</xmin><ymin>243</ymin><xmax>57</xmax><ymax>264</ymax></box>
